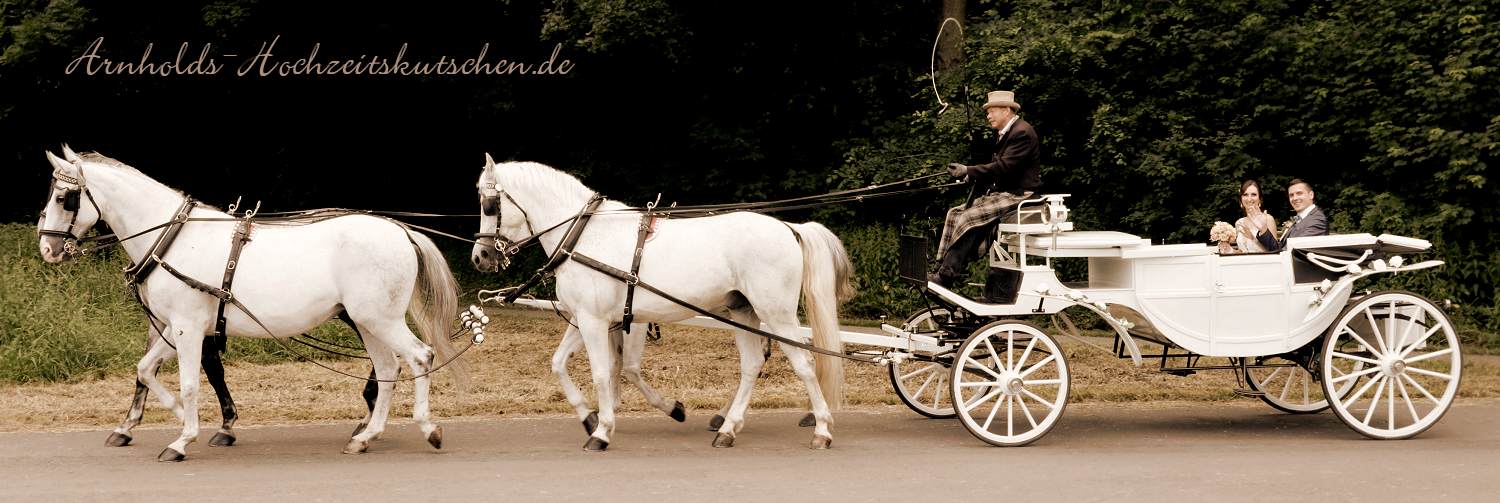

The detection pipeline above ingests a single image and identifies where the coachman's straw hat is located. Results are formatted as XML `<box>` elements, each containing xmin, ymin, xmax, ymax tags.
<box><xmin>982</xmin><ymin>90</ymin><xmax>1021</xmax><ymax>111</ymax></box>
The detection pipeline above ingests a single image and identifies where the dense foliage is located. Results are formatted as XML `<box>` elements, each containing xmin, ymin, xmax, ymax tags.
<box><xmin>2</xmin><ymin>0</ymin><xmax>1496</xmax><ymax>369</ymax></box>
<box><xmin>836</xmin><ymin>0</ymin><xmax>1498</xmax><ymax>332</ymax></box>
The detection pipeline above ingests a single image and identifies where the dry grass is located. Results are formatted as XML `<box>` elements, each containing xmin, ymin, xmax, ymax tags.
<box><xmin>3</xmin><ymin>307</ymin><xmax>1499</xmax><ymax>432</ymax></box>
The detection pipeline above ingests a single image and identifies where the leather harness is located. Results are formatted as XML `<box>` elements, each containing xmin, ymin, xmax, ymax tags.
<box><xmin>123</xmin><ymin>198</ymin><xmax>266</xmax><ymax>349</ymax></box>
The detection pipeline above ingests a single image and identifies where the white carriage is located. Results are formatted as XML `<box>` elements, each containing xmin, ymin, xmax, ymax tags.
<box><xmin>871</xmin><ymin>194</ymin><xmax>1461</xmax><ymax>446</ymax></box>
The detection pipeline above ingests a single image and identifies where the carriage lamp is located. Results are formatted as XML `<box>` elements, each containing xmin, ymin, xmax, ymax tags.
<box><xmin>1389</xmin><ymin>255</ymin><xmax>1404</xmax><ymax>267</ymax></box>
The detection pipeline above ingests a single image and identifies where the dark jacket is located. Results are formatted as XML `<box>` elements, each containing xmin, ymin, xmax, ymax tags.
<box><xmin>1257</xmin><ymin>205</ymin><xmax>1328</xmax><ymax>251</ymax></box>
<box><xmin>967</xmin><ymin>117</ymin><xmax>1042</xmax><ymax>195</ymax></box>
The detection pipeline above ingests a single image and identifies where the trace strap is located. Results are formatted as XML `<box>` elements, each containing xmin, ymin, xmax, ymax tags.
<box><xmin>562</xmin><ymin>250</ymin><xmax>883</xmax><ymax>365</ymax></box>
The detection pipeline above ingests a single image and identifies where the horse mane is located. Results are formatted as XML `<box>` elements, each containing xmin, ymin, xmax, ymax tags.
<box><xmin>79</xmin><ymin>151</ymin><xmax>221</xmax><ymax>211</ymax></box>
<box><xmin>497</xmin><ymin>161</ymin><xmax>627</xmax><ymax>210</ymax></box>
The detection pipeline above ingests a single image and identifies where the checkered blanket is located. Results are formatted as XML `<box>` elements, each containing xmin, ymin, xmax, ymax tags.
<box><xmin>936</xmin><ymin>191</ymin><xmax>1032</xmax><ymax>258</ymax></box>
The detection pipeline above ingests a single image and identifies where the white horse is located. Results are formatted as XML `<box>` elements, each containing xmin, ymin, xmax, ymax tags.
<box><xmin>470</xmin><ymin>156</ymin><xmax>852</xmax><ymax>450</ymax></box>
<box><xmin>37</xmin><ymin>146</ymin><xmax>465</xmax><ymax>461</ymax></box>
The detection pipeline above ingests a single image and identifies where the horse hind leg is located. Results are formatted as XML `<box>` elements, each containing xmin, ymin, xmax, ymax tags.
<box><xmin>337</xmin><ymin>311</ymin><xmax>379</xmax><ymax>438</ymax></box>
<box><xmin>345</xmin><ymin>335</ymin><xmax>399</xmax><ymax>454</ymax></box>
<box><xmin>715</xmin><ymin>308</ymin><xmax>768</xmax><ymax>448</ymax></box>
<box><xmin>771</xmin><ymin>321</ymin><xmax>835</xmax><ymax>450</ymax></box>
<box><xmin>381</xmin><ymin>327</ymin><xmax>443</xmax><ymax>450</ymax></box>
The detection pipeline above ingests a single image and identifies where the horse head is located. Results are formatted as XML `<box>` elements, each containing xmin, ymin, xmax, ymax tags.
<box><xmin>37</xmin><ymin>145</ymin><xmax>102</xmax><ymax>263</ymax></box>
<box><xmin>471</xmin><ymin>153</ymin><xmax>524</xmax><ymax>272</ymax></box>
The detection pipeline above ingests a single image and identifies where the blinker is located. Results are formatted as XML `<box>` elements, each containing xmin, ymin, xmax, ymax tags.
<box><xmin>62</xmin><ymin>190</ymin><xmax>81</xmax><ymax>212</ymax></box>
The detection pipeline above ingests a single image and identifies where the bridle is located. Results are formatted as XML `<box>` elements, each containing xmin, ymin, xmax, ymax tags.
<box><xmin>472</xmin><ymin>181</ymin><xmax>538</xmax><ymax>267</ymax></box>
<box><xmin>37</xmin><ymin>164</ymin><xmax>103</xmax><ymax>252</ymax></box>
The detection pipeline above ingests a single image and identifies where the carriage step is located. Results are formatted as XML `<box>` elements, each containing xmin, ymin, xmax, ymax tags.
<box><xmin>1232</xmin><ymin>388</ymin><xmax>1266</xmax><ymax>398</ymax></box>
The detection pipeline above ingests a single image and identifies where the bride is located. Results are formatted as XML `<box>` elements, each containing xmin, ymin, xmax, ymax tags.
<box><xmin>1234</xmin><ymin>179</ymin><xmax>1277</xmax><ymax>252</ymax></box>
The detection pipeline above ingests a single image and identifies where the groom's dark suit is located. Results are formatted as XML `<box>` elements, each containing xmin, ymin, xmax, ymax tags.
<box><xmin>1258</xmin><ymin>206</ymin><xmax>1328</xmax><ymax>251</ymax></box>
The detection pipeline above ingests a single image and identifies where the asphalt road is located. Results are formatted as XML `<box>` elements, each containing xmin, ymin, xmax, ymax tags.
<box><xmin>3</xmin><ymin>400</ymin><xmax>1498</xmax><ymax>502</ymax></box>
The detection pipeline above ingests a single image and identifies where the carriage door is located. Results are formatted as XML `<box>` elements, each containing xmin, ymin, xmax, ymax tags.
<box><xmin>1210</xmin><ymin>253</ymin><xmax>1289</xmax><ymax>353</ymax></box>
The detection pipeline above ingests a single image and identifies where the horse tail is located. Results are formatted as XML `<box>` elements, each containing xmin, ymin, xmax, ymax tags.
<box><xmin>789</xmin><ymin>221</ymin><xmax>855</xmax><ymax>410</ymax></box>
<box><xmin>403</xmin><ymin>226</ymin><xmax>471</xmax><ymax>390</ymax></box>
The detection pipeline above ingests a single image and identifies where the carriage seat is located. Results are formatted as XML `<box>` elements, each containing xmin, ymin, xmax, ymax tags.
<box><xmin>1002</xmin><ymin>231</ymin><xmax>1150</xmax><ymax>258</ymax></box>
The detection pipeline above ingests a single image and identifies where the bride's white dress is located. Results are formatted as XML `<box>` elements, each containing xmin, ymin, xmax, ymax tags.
<box><xmin>1235</xmin><ymin>217</ymin><xmax>1268</xmax><ymax>252</ymax></box>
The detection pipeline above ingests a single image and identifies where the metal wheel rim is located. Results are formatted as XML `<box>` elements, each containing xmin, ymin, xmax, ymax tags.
<box><xmin>1321</xmin><ymin>291</ymin><xmax>1461</xmax><ymax>440</ymax></box>
<box><xmin>950</xmin><ymin>321</ymin><xmax>1069</xmax><ymax>446</ymax></box>
<box><xmin>888</xmin><ymin>308</ymin><xmax>956</xmax><ymax>418</ymax></box>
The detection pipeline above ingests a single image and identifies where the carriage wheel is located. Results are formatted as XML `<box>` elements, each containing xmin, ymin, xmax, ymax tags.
<box><xmin>950</xmin><ymin>321</ymin><xmax>1069</xmax><ymax>446</ymax></box>
<box><xmin>1320</xmin><ymin>291</ymin><xmax>1461</xmax><ymax>440</ymax></box>
<box><xmin>888</xmin><ymin>308</ymin><xmax>956</xmax><ymax>418</ymax></box>
<box><xmin>1247</xmin><ymin>356</ymin><xmax>1331</xmax><ymax>414</ymax></box>
<box><xmin>1247</xmin><ymin>355</ymin><xmax>1365</xmax><ymax>414</ymax></box>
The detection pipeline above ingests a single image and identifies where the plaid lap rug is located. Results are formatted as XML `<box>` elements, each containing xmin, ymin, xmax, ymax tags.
<box><xmin>936</xmin><ymin>191</ymin><xmax>1032</xmax><ymax>258</ymax></box>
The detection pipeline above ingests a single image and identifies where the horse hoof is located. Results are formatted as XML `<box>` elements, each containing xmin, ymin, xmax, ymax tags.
<box><xmin>342</xmin><ymin>440</ymin><xmax>369</xmax><ymax>454</ymax></box>
<box><xmin>208</xmin><ymin>432</ymin><xmax>236</xmax><ymax>447</ymax></box>
<box><xmin>157</xmin><ymin>447</ymin><xmax>186</xmax><ymax>462</ymax></box>
<box><xmin>707</xmin><ymin>414</ymin><xmax>725</xmax><ymax>431</ymax></box>
<box><xmin>351</xmin><ymin>422</ymin><xmax>367</xmax><ymax>437</ymax></box>
<box><xmin>426</xmin><ymin>426</ymin><xmax>443</xmax><ymax>450</ymax></box>
<box><xmin>582</xmin><ymin>411</ymin><xmax>599</xmax><ymax>436</ymax></box>
<box><xmin>711</xmin><ymin>432</ymin><xmax>735</xmax><ymax>448</ymax></box>
<box><xmin>105</xmin><ymin>432</ymin><xmax>132</xmax><ymax>447</ymax></box>
<box><xmin>798</xmin><ymin>412</ymin><xmax>816</xmax><ymax>428</ymax></box>
<box><xmin>583</xmin><ymin>437</ymin><xmax>609</xmax><ymax>452</ymax></box>
<box><xmin>669</xmin><ymin>401</ymin><xmax>687</xmax><ymax>422</ymax></box>
<box><xmin>810</xmin><ymin>435</ymin><xmax>832</xmax><ymax>450</ymax></box>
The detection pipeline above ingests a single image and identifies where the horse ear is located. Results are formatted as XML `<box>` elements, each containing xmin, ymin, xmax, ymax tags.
<box><xmin>483</xmin><ymin>153</ymin><xmax>496</xmax><ymax>170</ymax></box>
<box><xmin>60</xmin><ymin>144</ymin><xmax>81</xmax><ymax>163</ymax></box>
<box><xmin>45</xmin><ymin>150</ymin><xmax>67</xmax><ymax>170</ymax></box>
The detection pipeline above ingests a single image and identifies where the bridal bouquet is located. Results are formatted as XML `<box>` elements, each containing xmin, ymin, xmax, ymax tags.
<box><xmin>1210</xmin><ymin>221</ymin><xmax>1235</xmax><ymax>253</ymax></box>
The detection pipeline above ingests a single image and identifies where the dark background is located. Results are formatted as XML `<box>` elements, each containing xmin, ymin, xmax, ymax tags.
<box><xmin>1</xmin><ymin>1</ymin><xmax>931</xmax><ymax>223</ymax></box>
<box><xmin>3</xmin><ymin>0</ymin><xmax>1495</xmax><ymax>332</ymax></box>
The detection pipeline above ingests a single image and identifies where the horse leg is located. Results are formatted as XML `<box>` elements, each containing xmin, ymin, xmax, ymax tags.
<box><xmin>711</xmin><ymin>337</ymin><xmax>797</xmax><ymax>430</ymax></box>
<box><xmin>109</xmin><ymin>328</ymin><xmax>170</xmax><ymax>447</ymax></box>
<box><xmin>338</xmin><ymin>311</ymin><xmax>378</xmax><ymax>437</ymax></box>
<box><xmin>201</xmin><ymin>338</ymin><xmax>238</xmax><ymax>447</ymax></box>
<box><xmin>345</xmin><ymin>336</ymin><xmax>398</xmax><ymax>454</ymax></box>
<box><xmin>714</xmin><ymin>308</ymin><xmax>766</xmax><ymax>448</ymax></box>
<box><xmin>772</xmin><ymin>323</ymin><xmax>835</xmax><ymax>449</ymax></box>
<box><xmin>552</xmin><ymin>324</ymin><xmax>598</xmax><ymax>435</ymax></box>
<box><xmin>620</xmin><ymin>323</ymin><xmax>685</xmax><ymax>422</ymax></box>
<box><xmin>159</xmin><ymin>325</ymin><xmax>206</xmax><ymax>462</ymax></box>
<box><xmin>136</xmin><ymin>330</ymin><xmax>181</xmax><ymax>421</ymax></box>
<box><xmin>393</xmin><ymin>335</ymin><xmax>442</xmax><ymax>450</ymax></box>
<box><xmin>576</xmin><ymin>315</ymin><xmax>617</xmax><ymax>451</ymax></box>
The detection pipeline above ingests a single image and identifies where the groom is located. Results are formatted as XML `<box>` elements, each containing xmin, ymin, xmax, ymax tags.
<box><xmin>1258</xmin><ymin>178</ymin><xmax>1327</xmax><ymax>251</ymax></box>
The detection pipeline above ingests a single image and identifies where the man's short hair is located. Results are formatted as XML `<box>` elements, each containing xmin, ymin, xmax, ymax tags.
<box><xmin>1288</xmin><ymin>178</ymin><xmax>1313</xmax><ymax>193</ymax></box>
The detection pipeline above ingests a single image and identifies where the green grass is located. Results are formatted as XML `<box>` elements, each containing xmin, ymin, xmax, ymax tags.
<box><xmin>0</xmin><ymin>223</ymin><xmax>368</xmax><ymax>382</ymax></box>
<box><xmin>6</xmin><ymin>220</ymin><xmax>1499</xmax><ymax>383</ymax></box>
